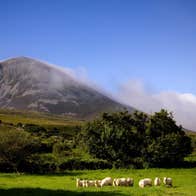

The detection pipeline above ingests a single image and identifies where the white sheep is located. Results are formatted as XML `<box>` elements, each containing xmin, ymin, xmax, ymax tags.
<box><xmin>113</xmin><ymin>178</ymin><xmax>134</xmax><ymax>186</ymax></box>
<box><xmin>154</xmin><ymin>177</ymin><xmax>161</xmax><ymax>186</ymax></box>
<box><xmin>126</xmin><ymin>177</ymin><xmax>134</xmax><ymax>186</ymax></box>
<box><xmin>113</xmin><ymin>178</ymin><xmax>117</xmax><ymax>186</ymax></box>
<box><xmin>86</xmin><ymin>180</ymin><xmax>96</xmax><ymax>187</ymax></box>
<box><xmin>115</xmin><ymin>178</ymin><xmax>127</xmax><ymax>186</ymax></box>
<box><xmin>76</xmin><ymin>179</ymin><xmax>86</xmax><ymax>187</ymax></box>
<box><xmin>163</xmin><ymin>177</ymin><xmax>172</xmax><ymax>187</ymax></box>
<box><xmin>100</xmin><ymin>177</ymin><xmax>113</xmax><ymax>187</ymax></box>
<box><xmin>139</xmin><ymin>178</ymin><xmax>152</xmax><ymax>188</ymax></box>
<box><xmin>95</xmin><ymin>180</ymin><xmax>102</xmax><ymax>187</ymax></box>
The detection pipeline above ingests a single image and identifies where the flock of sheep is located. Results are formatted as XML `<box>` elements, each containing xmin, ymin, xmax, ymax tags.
<box><xmin>76</xmin><ymin>177</ymin><xmax>172</xmax><ymax>188</ymax></box>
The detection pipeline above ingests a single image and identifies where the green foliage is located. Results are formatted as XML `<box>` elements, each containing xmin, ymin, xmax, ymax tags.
<box><xmin>146</xmin><ymin>133</ymin><xmax>192</xmax><ymax>167</ymax></box>
<box><xmin>59</xmin><ymin>158</ymin><xmax>112</xmax><ymax>170</ymax></box>
<box><xmin>24</xmin><ymin>124</ymin><xmax>47</xmax><ymax>134</ymax></box>
<box><xmin>146</xmin><ymin>109</ymin><xmax>182</xmax><ymax>137</ymax></box>
<box><xmin>79</xmin><ymin>111</ymin><xmax>146</xmax><ymax>167</ymax></box>
<box><xmin>0</xmin><ymin>129</ymin><xmax>40</xmax><ymax>172</ymax></box>
<box><xmin>52</xmin><ymin>141</ymin><xmax>71</xmax><ymax>156</ymax></box>
<box><xmin>21</xmin><ymin>154</ymin><xmax>57</xmax><ymax>174</ymax></box>
<box><xmin>81</xmin><ymin>109</ymin><xmax>193</xmax><ymax>168</ymax></box>
<box><xmin>0</xmin><ymin>108</ymin><xmax>195</xmax><ymax>174</ymax></box>
<box><xmin>144</xmin><ymin>110</ymin><xmax>192</xmax><ymax>167</ymax></box>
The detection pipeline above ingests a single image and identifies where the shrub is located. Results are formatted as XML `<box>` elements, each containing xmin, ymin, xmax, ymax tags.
<box><xmin>59</xmin><ymin>158</ymin><xmax>112</xmax><ymax>170</ymax></box>
<box><xmin>20</xmin><ymin>154</ymin><xmax>57</xmax><ymax>174</ymax></box>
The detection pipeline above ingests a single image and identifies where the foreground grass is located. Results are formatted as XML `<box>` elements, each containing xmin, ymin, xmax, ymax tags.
<box><xmin>0</xmin><ymin>169</ymin><xmax>196</xmax><ymax>196</ymax></box>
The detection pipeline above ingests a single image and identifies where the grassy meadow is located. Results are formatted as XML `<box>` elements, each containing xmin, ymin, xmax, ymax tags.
<box><xmin>0</xmin><ymin>109</ymin><xmax>83</xmax><ymax>127</ymax></box>
<box><xmin>0</xmin><ymin>168</ymin><xmax>196</xmax><ymax>196</ymax></box>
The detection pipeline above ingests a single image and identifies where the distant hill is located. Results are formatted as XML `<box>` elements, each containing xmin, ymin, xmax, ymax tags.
<box><xmin>0</xmin><ymin>57</ymin><xmax>134</xmax><ymax>117</ymax></box>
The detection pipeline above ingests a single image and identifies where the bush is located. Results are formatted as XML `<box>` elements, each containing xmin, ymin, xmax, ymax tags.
<box><xmin>24</xmin><ymin>124</ymin><xmax>47</xmax><ymax>134</ymax></box>
<box><xmin>0</xmin><ymin>162</ymin><xmax>14</xmax><ymax>172</ymax></box>
<box><xmin>0</xmin><ymin>129</ymin><xmax>40</xmax><ymax>173</ymax></box>
<box><xmin>20</xmin><ymin>154</ymin><xmax>57</xmax><ymax>174</ymax></box>
<box><xmin>59</xmin><ymin>158</ymin><xmax>112</xmax><ymax>170</ymax></box>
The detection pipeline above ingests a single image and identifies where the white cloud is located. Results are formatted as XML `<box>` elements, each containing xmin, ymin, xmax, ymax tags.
<box><xmin>115</xmin><ymin>79</ymin><xmax>196</xmax><ymax>131</ymax></box>
<box><xmin>40</xmin><ymin>59</ymin><xmax>113</xmax><ymax>96</ymax></box>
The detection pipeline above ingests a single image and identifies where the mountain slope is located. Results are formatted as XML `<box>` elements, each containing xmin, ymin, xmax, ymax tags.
<box><xmin>0</xmin><ymin>57</ymin><xmax>134</xmax><ymax>117</ymax></box>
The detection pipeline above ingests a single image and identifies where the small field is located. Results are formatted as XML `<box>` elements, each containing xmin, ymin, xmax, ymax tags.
<box><xmin>0</xmin><ymin>168</ymin><xmax>195</xmax><ymax>196</ymax></box>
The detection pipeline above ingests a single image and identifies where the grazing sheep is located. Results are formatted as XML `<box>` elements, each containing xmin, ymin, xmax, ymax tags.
<box><xmin>154</xmin><ymin>177</ymin><xmax>161</xmax><ymax>186</ymax></box>
<box><xmin>95</xmin><ymin>180</ymin><xmax>102</xmax><ymax>187</ymax></box>
<box><xmin>100</xmin><ymin>177</ymin><xmax>113</xmax><ymax>187</ymax></box>
<box><xmin>115</xmin><ymin>178</ymin><xmax>127</xmax><ymax>186</ymax></box>
<box><xmin>113</xmin><ymin>178</ymin><xmax>117</xmax><ymax>186</ymax></box>
<box><xmin>86</xmin><ymin>180</ymin><xmax>96</xmax><ymax>187</ymax></box>
<box><xmin>113</xmin><ymin>178</ymin><xmax>134</xmax><ymax>186</ymax></box>
<box><xmin>163</xmin><ymin>177</ymin><xmax>172</xmax><ymax>187</ymax></box>
<box><xmin>126</xmin><ymin>177</ymin><xmax>134</xmax><ymax>186</ymax></box>
<box><xmin>76</xmin><ymin>179</ymin><xmax>86</xmax><ymax>187</ymax></box>
<box><xmin>139</xmin><ymin>178</ymin><xmax>152</xmax><ymax>188</ymax></box>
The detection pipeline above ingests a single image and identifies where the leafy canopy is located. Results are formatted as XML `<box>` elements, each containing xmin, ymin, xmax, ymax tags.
<box><xmin>80</xmin><ymin>109</ymin><xmax>192</xmax><ymax>168</ymax></box>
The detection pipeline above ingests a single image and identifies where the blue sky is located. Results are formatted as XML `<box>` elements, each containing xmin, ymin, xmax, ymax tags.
<box><xmin>0</xmin><ymin>0</ymin><xmax>196</xmax><ymax>94</ymax></box>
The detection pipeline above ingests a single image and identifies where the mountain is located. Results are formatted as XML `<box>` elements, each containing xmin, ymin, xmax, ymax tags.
<box><xmin>0</xmin><ymin>57</ymin><xmax>134</xmax><ymax>117</ymax></box>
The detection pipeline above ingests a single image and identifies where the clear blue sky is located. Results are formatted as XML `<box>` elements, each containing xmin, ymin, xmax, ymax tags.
<box><xmin>0</xmin><ymin>0</ymin><xmax>196</xmax><ymax>94</ymax></box>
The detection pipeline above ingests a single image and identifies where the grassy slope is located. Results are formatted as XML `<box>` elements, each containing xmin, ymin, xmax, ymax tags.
<box><xmin>0</xmin><ymin>169</ymin><xmax>196</xmax><ymax>196</ymax></box>
<box><xmin>0</xmin><ymin>109</ymin><xmax>83</xmax><ymax>127</ymax></box>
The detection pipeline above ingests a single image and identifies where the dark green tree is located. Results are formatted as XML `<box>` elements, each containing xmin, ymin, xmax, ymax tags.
<box><xmin>145</xmin><ymin>109</ymin><xmax>192</xmax><ymax>167</ymax></box>
<box><xmin>146</xmin><ymin>109</ymin><xmax>182</xmax><ymax>137</ymax></box>
<box><xmin>0</xmin><ymin>129</ymin><xmax>40</xmax><ymax>173</ymax></box>
<box><xmin>146</xmin><ymin>132</ymin><xmax>192</xmax><ymax>167</ymax></box>
<box><xmin>80</xmin><ymin>109</ymin><xmax>193</xmax><ymax>168</ymax></box>
<box><xmin>81</xmin><ymin>111</ymin><xmax>148</xmax><ymax>167</ymax></box>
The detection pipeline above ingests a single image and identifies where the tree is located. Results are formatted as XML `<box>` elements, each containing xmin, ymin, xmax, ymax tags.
<box><xmin>146</xmin><ymin>109</ymin><xmax>182</xmax><ymax>137</ymax></box>
<box><xmin>145</xmin><ymin>109</ymin><xmax>192</xmax><ymax>167</ymax></box>
<box><xmin>146</xmin><ymin>132</ymin><xmax>192</xmax><ymax>167</ymax></box>
<box><xmin>80</xmin><ymin>109</ymin><xmax>193</xmax><ymax>168</ymax></box>
<box><xmin>81</xmin><ymin>111</ymin><xmax>147</xmax><ymax>167</ymax></box>
<box><xmin>0</xmin><ymin>129</ymin><xmax>39</xmax><ymax>173</ymax></box>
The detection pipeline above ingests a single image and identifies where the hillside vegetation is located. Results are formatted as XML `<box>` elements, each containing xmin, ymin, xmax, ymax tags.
<box><xmin>0</xmin><ymin>109</ymin><xmax>83</xmax><ymax>127</ymax></box>
<box><xmin>0</xmin><ymin>109</ymin><xmax>195</xmax><ymax>174</ymax></box>
<box><xmin>0</xmin><ymin>109</ymin><xmax>105</xmax><ymax>173</ymax></box>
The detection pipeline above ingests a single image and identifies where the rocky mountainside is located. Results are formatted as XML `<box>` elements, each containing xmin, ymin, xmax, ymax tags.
<box><xmin>0</xmin><ymin>57</ymin><xmax>134</xmax><ymax>117</ymax></box>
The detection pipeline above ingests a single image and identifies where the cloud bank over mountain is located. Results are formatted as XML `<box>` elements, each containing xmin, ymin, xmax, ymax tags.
<box><xmin>115</xmin><ymin>79</ymin><xmax>196</xmax><ymax>131</ymax></box>
<box><xmin>27</xmin><ymin>59</ymin><xmax>196</xmax><ymax>131</ymax></box>
<box><xmin>50</xmin><ymin>63</ymin><xmax>196</xmax><ymax>131</ymax></box>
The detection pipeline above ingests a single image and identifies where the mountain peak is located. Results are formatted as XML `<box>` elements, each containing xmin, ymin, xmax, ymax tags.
<box><xmin>2</xmin><ymin>56</ymin><xmax>38</xmax><ymax>63</ymax></box>
<box><xmin>0</xmin><ymin>57</ymin><xmax>134</xmax><ymax>117</ymax></box>
<box><xmin>2</xmin><ymin>56</ymin><xmax>51</xmax><ymax>68</ymax></box>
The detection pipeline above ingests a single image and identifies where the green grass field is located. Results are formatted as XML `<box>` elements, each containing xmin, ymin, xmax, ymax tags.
<box><xmin>0</xmin><ymin>169</ymin><xmax>195</xmax><ymax>196</ymax></box>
